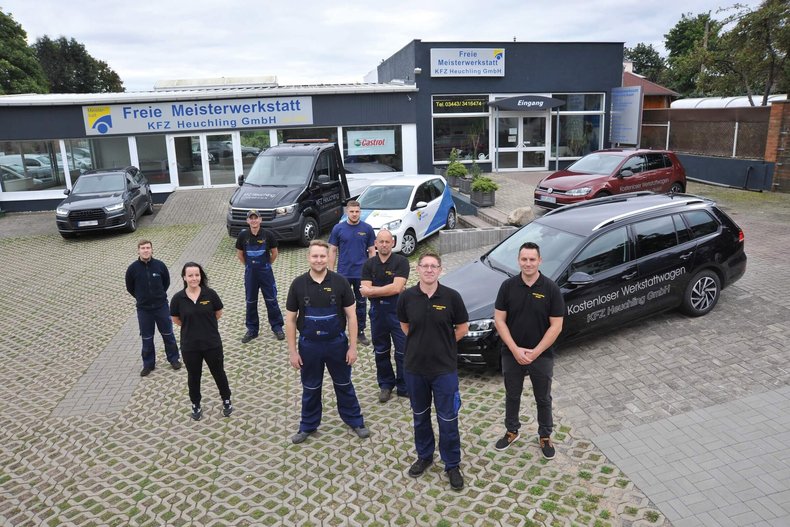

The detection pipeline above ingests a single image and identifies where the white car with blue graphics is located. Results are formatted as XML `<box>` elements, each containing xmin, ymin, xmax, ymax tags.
<box><xmin>350</xmin><ymin>174</ymin><xmax>457</xmax><ymax>256</ymax></box>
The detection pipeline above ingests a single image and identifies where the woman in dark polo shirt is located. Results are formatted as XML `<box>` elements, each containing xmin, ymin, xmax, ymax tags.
<box><xmin>170</xmin><ymin>262</ymin><xmax>233</xmax><ymax>421</ymax></box>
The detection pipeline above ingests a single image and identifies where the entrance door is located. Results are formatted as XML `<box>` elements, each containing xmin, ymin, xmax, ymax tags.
<box><xmin>171</xmin><ymin>134</ymin><xmax>239</xmax><ymax>188</ymax></box>
<box><xmin>495</xmin><ymin>114</ymin><xmax>549</xmax><ymax>171</ymax></box>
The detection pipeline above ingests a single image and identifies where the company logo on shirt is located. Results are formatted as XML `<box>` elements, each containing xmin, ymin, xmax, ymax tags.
<box><xmin>357</xmin><ymin>232</ymin><xmax>367</xmax><ymax>236</ymax></box>
<box><xmin>200</xmin><ymin>300</ymin><xmax>210</xmax><ymax>305</ymax></box>
<box><xmin>432</xmin><ymin>304</ymin><xmax>447</xmax><ymax>311</ymax></box>
<box><xmin>323</xmin><ymin>287</ymin><xmax>332</xmax><ymax>293</ymax></box>
<box><xmin>532</xmin><ymin>292</ymin><xmax>545</xmax><ymax>299</ymax></box>
<box><xmin>385</xmin><ymin>271</ymin><xmax>393</xmax><ymax>276</ymax></box>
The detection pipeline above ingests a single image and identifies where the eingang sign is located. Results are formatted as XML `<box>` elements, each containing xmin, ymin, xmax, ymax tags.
<box><xmin>82</xmin><ymin>96</ymin><xmax>314</xmax><ymax>136</ymax></box>
<box><xmin>430</xmin><ymin>48</ymin><xmax>505</xmax><ymax>77</ymax></box>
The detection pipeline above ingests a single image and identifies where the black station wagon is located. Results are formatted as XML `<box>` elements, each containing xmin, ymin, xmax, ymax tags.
<box><xmin>441</xmin><ymin>192</ymin><xmax>747</xmax><ymax>369</ymax></box>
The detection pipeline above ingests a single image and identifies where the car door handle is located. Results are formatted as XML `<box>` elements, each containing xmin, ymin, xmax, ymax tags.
<box><xmin>680</xmin><ymin>252</ymin><xmax>693</xmax><ymax>260</ymax></box>
<box><xmin>622</xmin><ymin>271</ymin><xmax>637</xmax><ymax>280</ymax></box>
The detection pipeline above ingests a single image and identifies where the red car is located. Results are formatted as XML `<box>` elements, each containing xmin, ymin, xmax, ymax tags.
<box><xmin>534</xmin><ymin>149</ymin><xmax>687</xmax><ymax>209</ymax></box>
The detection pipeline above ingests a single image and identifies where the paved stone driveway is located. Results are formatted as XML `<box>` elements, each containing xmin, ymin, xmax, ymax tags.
<box><xmin>0</xmin><ymin>182</ymin><xmax>787</xmax><ymax>526</ymax></box>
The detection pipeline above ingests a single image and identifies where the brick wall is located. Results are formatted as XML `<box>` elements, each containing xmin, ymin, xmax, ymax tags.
<box><xmin>765</xmin><ymin>101</ymin><xmax>789</xmax><ymax>192</ymax></box>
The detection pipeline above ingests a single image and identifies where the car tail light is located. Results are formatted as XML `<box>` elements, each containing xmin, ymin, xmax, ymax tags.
<box><xmin>738</xmin><ymin>229</ymin><xmax>744</xmax><ymax>243</ymax></box>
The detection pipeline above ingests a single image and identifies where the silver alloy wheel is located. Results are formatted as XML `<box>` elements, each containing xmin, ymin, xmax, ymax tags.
<box><xmin>446</xmin><ymin>208</ymin><xmax>457</xmax><ymax>229</ymax></box>
<box><xmin>401</xmin><ymin>230</ymin><xmax>417</xmax><ymax>256</ymax></box>
<box><xmin>690</xmin><ymin>275</ymin><xmax>717</xmax><ymax>311</ymax></box>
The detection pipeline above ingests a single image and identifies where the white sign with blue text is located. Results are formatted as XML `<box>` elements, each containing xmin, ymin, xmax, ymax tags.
<box><xmin>609</xmin><ymin>87</ymin><xmax>642</xmax><ymax>145</ymax></box>
<box><xmin>430</xmin><ymin>48</ymin><xmax>505</xmax><ymax>77</ymax></box>
<box><xmin>82</xmin><ymin>97</ymin><xmax>314</xmax><ymax>136</ymax></box>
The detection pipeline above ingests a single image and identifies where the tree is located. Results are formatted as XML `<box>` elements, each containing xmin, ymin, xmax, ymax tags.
<box><xmin>33</xmin><ymin>36</ymin><xmax>123</xmax><ymax>93</ymax></box>
<box><xmin>663</xmin><ymin>12</ymin><xmax>723</xmax><ymax>96</ymax></box>
<box><xmin>0</xmin><ymin>10</ymin><xmax>48</xmax><ymax>95</ymax></box>
<box><xmin>624</xmin><ymin>43</ymin><xmax>665</xmax><ymax>82</ymax></box>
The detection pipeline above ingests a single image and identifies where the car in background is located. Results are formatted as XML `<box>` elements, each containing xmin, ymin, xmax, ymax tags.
<box><xmin>534</xmin><ymin>149</ymin><xmax>686</xmax><ymax>209</ymax></box>
<box><xmin>222</xmin><ymin>140</ymin><xmax>261</xmax><ymax>158</ymax></box>
<box><xmin>352</xmin><ymin>175</ymin><xmax>456</xmax><ymax>256</ymax></box>
<box><xmin>0</xmin><ymin>164</ymin><xmax>44</xmax><ymax>191</ymax></box>
<box><xmin>55</xmin><ymin>166</ymin><xmax>153</xmax><ymax>239</ymax></box>
<box><xmin>441</xmin><ymin>192</ymin><xmax>746</xmax><ymax>369</ymax></box>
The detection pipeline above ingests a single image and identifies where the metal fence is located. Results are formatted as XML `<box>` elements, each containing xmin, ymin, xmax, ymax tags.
<box><xmin>641</xmin><ymin>107</ymin><xmax>770</xmax><ymax>160</ymax></box>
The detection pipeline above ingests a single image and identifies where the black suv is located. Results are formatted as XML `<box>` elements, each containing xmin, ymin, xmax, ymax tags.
<box><xmin>55</xmin><ymin>166</ymin><xmax>153</xmax><ymax>239</ymax></box>
<box><xmin>440</xmin><ymin>192</ymin><xmax>747</xmax><ymax>369</ymax></box>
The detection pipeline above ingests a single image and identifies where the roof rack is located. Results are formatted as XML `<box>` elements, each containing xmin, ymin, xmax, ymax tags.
<box><xmin>592</xmin><ymin>196</ymin><xmax>707</xmax><ymax>231</ymax></box>
<box><xmin>543</xmin><ymin>191</ymin><xmax>655</xmax><ymax>217</ymax></box>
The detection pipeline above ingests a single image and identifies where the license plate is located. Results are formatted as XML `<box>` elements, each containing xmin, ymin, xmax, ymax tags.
<box><xmin>78</xmin><ymin>220</ymin><xmax>98</xmax><ymax>227</ymax></box>
<box><xmin>542</xmin><ymin>195</ymin><xmax>556</xmax><ymax>204</ymax></box>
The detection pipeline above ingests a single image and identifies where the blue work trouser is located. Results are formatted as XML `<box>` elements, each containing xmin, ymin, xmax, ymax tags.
<box><xmin>404</xmin><ymin>371</ymin><xmax>461</xmax><ymax>470</ymax></box>
<box><xmin>298</xmin><ymin>334</ymin><xmax>364</xmax><ymax>433</ymax></box>
<box><xmin>244</xmin><ymin>264</ymin><xmax>284</xmax><ymax>336</ymax></box>
<box><xmin>347</xmin><ymin>278</ymin><xmax>367</xmax><ymax>333</ymax></box>
<box><xmin>369</xmin><ymin>299</ymin><xmax>406</xmax><ymax>393</ymax></box>
<box><xmin>501</xmin><ymin>351</ymin><xmax>554</xmax><ymax>437</ymax></box>
<box><xmin>137</xmin><ymin>303</ymin><xmax>179</xmax><ymax>369</ymax></box>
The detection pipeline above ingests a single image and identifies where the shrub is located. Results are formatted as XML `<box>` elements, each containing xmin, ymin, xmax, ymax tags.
<box><xmin>446</xmin><ymin>160</ymin><xmax>468</xmax><ymax>178</ymax></box>
<box><xmin>471</xmin><ymin>176</ymin><xmax>498</xmax><ymax>192</ymax></box>
<box><xmin>470</xmin><ymin>160</ymin><xmax>482</xmax><ymax>179</ymax></box>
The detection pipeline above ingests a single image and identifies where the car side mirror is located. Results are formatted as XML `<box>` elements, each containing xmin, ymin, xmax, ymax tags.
<box><xmin>568</xmin><ymin>271</ymin><xmax>594</xmax><ymax>285</ymax></box>
<box><xmin>238</xmin><ymin>174</ymin><xmax>244</xmax><ymax>186</ymax></box>
<box><xmin>316</xmin><ymin>174</ymin><xmax>331</xmax><ymax>184</ymax></box>
<box><xmin>619</xmin><ymin>169</ymin><xmax>633</xmax><ymax>178</ymax></box>
<box><xmin>130</xmin><ymin>183</ymin><xmax>141</xmax><ymax>191</ymax></box>
<box><xmin>413</xmin><ymin>201</ymin><xmax>428</xmax><ymax>210</ymax></box>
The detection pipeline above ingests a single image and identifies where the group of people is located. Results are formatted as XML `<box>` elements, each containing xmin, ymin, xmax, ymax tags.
<box><xmin>125</xmin><ymin>201</ymin><xmax>566</xmax><ymax>492</ymax></box>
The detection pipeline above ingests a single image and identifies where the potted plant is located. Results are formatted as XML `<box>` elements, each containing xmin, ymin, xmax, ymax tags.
<box><xmin>470</xmin><ymin>176</ymin><xmax>498</xmax><ymax>207</ymax></box>
<box><xmin>445</xmin><ymin>149</ymin><xmax>467</xmax><ymax>188</ymax></box>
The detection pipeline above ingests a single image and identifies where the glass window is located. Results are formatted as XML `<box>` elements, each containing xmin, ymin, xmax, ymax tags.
<box><xmin>412</xmin><ymin>183</ymin><xmax>431</xmax><ymax>207</ymax></box>
<box><xmin>358</xmin><ymin>185</ymin><xmax>412</xmax><ymax>210</ymax></box>
<box><xmin>342</xmin><ymin>126</ymin><xmax>402</xmax><ymax>173</ymax></box>
<box><xmin>135</xmin><ymin>135</ymin><xmax>169</xmax><ymax>184</ymax></box>
<box><xmin>486</xmin><ymin>222</ymin><xmax>585</xmax><ymax>279</ymax></box>
<box><xmin>552</xmin><ymin>94</ymin><xmax>603</xmax><ymax>111</ymax></box>
<box><xmin>174</xmin><ymin>136</ymin><xmax>205</xmax><ymax>187</ymax></box>
<box><xmin>279</xmin><ymin>127</ymin><xmax>337</xmax><ymax>144</ymax></box>
<box><xmin>433</xmin><ymin>117</ymin><xmax>489</xmax><ymax>162</ymax></box>
<box><xmin>428</xmin><ymin>178</ymin><xmax>445</xmax><ymax>200</ymax></box>
<box><xmin>67</xmin><ymin>137</ymin><xmax>129</xmax><ymax>177</ymax></box>
<box><xmin>634</xmin><ymin>216</ymin><xmax>678</xmax><ymax>258</ymax></box>
<box><xmin>570</xmin><ymin>227</ymin><xmax>630</xmax><ymax>275</ymax></box>
<box><xmin>683</xmin><ymin>210</ymin><xmax>719</xmax><ymax>239</ymax></box>
<box><xmin>622</xmin><ymin>155</ymin><xmax>646</xmax><ymax>174</ymax></box>
<box><xmin>645</xmin><ymin>153</ymin><xmax>666</xmax><ymax>171</ymax></box>
<box><xmin>240</xmin><ymin>130</ymin><xmax>268</xmax><ymax>173</ymax></box>
<box><xmin>554</xmin><ymin>115</ymin><xmax>602</xmax><ymax>157</ymax></box>
<box><xmin>0</xmin><ymin>140</ymin><xmax>65</xmax><ymax>191</ymax></box>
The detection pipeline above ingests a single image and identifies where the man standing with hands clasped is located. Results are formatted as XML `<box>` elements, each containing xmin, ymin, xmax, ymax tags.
<box><xmin>329</xmin><ymin>200</ymin><xmax>376</xmax><ymax>346</ymax></box>
<box><xmin>360</xmin><ymin>229</ymin><xmax>409</xmax><ymax>402</ymax></box>
<box><xmin>397</xmin><ymin>253</ymin><xmax>468</xmax><ymax>491</ymax></box>
<box><xmin>236</xmin><ymin>209</ymin><xmax>285</xmax><ymax>343</ymax></box>
<box><xmin>493</xmin><ymin>242</ymin><xmax>564</xmax><ymax>459</ymax></box>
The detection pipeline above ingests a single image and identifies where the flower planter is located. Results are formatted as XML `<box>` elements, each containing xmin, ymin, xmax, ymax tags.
<box><xmin>447</xmin><ymin>174</ymin><xmax>459</xmax><ymax>187</ymax></box>
<box><xmin>471</xmin><ymin>190</ymin><xmax>495</xmax><ymax>207</ymax></box>
<box><xmin>458</xmin><ymin>177</ymin><xmax>472</xmax><ymax>194</ymax></box>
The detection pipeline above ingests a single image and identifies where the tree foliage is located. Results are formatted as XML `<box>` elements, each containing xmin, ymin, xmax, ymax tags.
<box><xmin>624</xmin><ymin>43</ymin><xmax>666</xmax><ymax>82</ymax></box>
<box><xmin>663</xmin><ymin>12</ymin><xmax>722</xmax><ymax>96</ymax></box>
<box><xmin>0</xmin><ymin>10</ymin><xmax>48</xmax><ymax>95</ymax></box>
<box><xmin>33</xmin><ymin>36</ymin><xmax>123</xmax><ymax>93</ymax></box>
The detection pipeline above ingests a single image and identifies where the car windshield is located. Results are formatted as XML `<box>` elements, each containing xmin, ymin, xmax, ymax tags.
<box><xmin>358</xmin><ymin>185</ymin><xmax>414</xmax><ymax>210</ymax></box>
<box><xmin>567</xmin><ymin>153</ymin><xmax>626</xmax><ymax>175</ymax></box>
<box><xmin>72</xmin><ymin>174</ymin><xmax>125</xmax><ymax>194</ymax></box>
<box><xmin>245</xmin><ymin>154</ymin><xmax>313</xmax><ymax>186</ymax></box>
<box><xmin>484</xmin><ymin>221</ymin><xmax>585</xmax><ymax>279</ymax></box>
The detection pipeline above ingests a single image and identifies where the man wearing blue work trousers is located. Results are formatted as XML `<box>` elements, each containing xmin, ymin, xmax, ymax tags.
<box><xmin>360</xmin><ymin>229</ymin><xmax>410</xmax><ymax>403</ymax></box>
<box><xmin>286</xmin><ymin>239</ymin><xmax>370</xmax><ymax>445</ymax></box>
<box><xmin>329</xmin><ymin>200</ymin><xmax>376</xmax><ymax>346</ymax></box>
<box><xmin>236</xmin><ymin>210</ymin><xmax>285</xmax><ymax>343</ymax></box>
<box><xmin>125</xmin><ymin>239</ymin><xmax>181</xmax><ymax>377</ymax></box>
<box><xmin>397</xmin><ymin>252</ymin><xmax>469</xmax><ymax>491</ymax></box>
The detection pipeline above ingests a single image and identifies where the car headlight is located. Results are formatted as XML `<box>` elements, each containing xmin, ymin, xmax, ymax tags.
<box><xmin>466</xmin><ymin>318</ymin><xmax>495</xmax><ymax>338</ymax></box>
<box><xmin>383</xmin><ymin>219</ymin><xmax>402</xmax><ymax>231</ymax></box>
<box><xmin>56</xmin><ymin>207</ymin><xmax>69</xmax><ymax>217</ymax></box>
<box><xmin>105</xmin><ymin>202</ymin><xmax>125</xmax><ymax>212</ymax></box>
<box><xmin>565</xmin><ymin>187</ymin><xmax>593</xmax><ymax>197</ymax></box>
<box><xmin>275</xmin><ymin>205</ymin><xmax>296</xmax><ymax>217</ymax></box>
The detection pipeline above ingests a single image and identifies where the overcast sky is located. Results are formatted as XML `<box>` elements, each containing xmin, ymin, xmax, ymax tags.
<box><xmin>2</xmin><ymin>0</ymin><xmax>763</xmax><ymax>92</ymax></box>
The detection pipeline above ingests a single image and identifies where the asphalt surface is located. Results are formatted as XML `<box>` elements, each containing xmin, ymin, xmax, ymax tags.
<box><xmin>0</xmin><ymin>176</ymin><xmax>788</xmax><ymax>526</ymax></box>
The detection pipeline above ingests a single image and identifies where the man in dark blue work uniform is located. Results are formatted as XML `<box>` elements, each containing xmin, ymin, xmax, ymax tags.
<box><xmin>285</xmin><ymin>239</ymin><xmax>370</xmax><ymax>444</ymax></box>
<box><xmin>397</xmin><ymin>253</ymin><xmax>469</xmax><ymax>491</ymax></box>
<box><xmin>360</xmin><ymin>229</ymin><xmax>410</xmax><ymax>403</ymax></box>
<box><xmin>329</xmin><ymin>200</ymin><xmax>376</xmax><ymax>346</ymax></box>
<box><xmin>125</xmin><ymin>239</ymin><xmax>181</xmax><ymax>377</ymax></box>
<box><xmin>236</xmin><ymin>209</ymin><xmax>285</xmax><ymax>343</ymax></box>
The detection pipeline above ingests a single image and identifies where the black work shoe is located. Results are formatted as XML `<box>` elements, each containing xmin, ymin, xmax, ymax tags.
<box><xmin>241</xmin><ymin>333</ymin><xmax>258</xmax><ymax>344</ymax></box>
<box><xmin>352</xmin><ymin>426</ymin><xmax>370</xmax><ymax>439</ymax></box>
<box><xmin>357</xmin><ymin>332</ymin><xmax>371</xmax><ymax>346</ymax></box>
<box><xmin>540</xmin><ymin>436</ymin><xmax>556</xmax><ymax>460</ymax></box>
<box><xmin>274</xmin><ymin>329</ymin><xmax>285</xmax><ymax>341</ymax></box>
<box><xmin>408</xmin><ymin>457</ymin><xmax>433</xmax><ymax>478</ymax></box>
<box><xmin>191</xmin><ymin>404</ymin><xmax>202</xmax><ymax>421</ymax></box>
<box><xmin>170</xmin><ymin>361</ymin><xmax>182</xmax><ymax>370</ymax></box>
<box><xmin>291</xmin><ymin>430</ymin><xmax>314</xmax><ymax>444</ymax></box>
<box><xmin>222</xmin><ymin>399</ymin><xmax>234</xmax><ymax>417</ymax></box>
<box><xmin>447</xmin><ymin>466</ymin><xmax>464</xmax><ymax>490</ymax></box>
<box><xmin>378</xmin><ymin>388</ymin><xmax>393</xmax><ymax>403</ymax></box>
<box><xmin>140</xmin><ymin>366</ymin><xmax>154</xmax><ymax>377</ymax></box>
<box><xmin>495</xmin><ymin>430</ymin><xmax>520</xmax><ymax>451</ymax></box>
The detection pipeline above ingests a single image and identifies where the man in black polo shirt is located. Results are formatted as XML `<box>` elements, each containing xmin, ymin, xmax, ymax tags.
<box><xmin>397</xmin><ymin>253</ymin><xmax>468</xmax><ymax>491</ymax></box>
<box><xmin>493</xmin><ymin>242</ymin><xmax>564</xmax><ymax>459</ymax></box>
<box><xmin>360</xmin><ymin>229</ymin><xmax>410</xmax><ymax>403</ymax></box>
<box><xmin>285</xmin><ymin>239</ymin><xmax>370</xmax><ymax>445</ymax></box>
